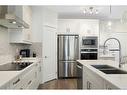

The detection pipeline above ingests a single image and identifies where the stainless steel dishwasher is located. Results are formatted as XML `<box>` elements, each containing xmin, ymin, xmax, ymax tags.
<box><xmin>76</xmin><ymin>62</ymin><xmax>83</xmax><ymax>89</ymax></box>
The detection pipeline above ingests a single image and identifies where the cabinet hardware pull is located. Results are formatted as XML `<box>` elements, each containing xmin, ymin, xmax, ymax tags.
<box><xmin>13</xmin><ymin>79</ymin><xmax>20</xmax><ymax>85</ymax></box>
<box><xmin>39</xmin><ymin>67</ymin><xmax>41</xmax><ymax>72</ymax></box>
<box><xmin>87</xmin><ymin>81</ymin><xmax>89</xmax><ymax>89</ymax></box>
<box><xmin>87</xmin><ymin>81</ymin><xmax>91</xmax><ymax>89</ymax></box>
<box><xmin>28</xmin><ymin>80</ymin><xmax>32</xmax><ymax>85</ymax></box>
<box><xmin>89</xmin><ymin>82</ymin><xmax>91</xmax><ymax>89</ymax></box>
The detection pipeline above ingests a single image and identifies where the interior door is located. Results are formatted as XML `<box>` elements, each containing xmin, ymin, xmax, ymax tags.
<box><xmin>42</xmin><ymin>26</ymin><xmax>57</xmax><ymax>83</ymax></box>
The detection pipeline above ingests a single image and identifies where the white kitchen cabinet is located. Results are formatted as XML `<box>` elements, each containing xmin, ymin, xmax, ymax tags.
<box><xmin>83</xmin><ymin>65</ymin><xmax>120</xmax><ymax>89</ymax></box>
<box><xmin>104</xmin><ymin>80</ymin><xmax>119</xmax><ymax>89</ymax></box>
<box><xmin>21</xmin><ymin>67</ymin><xmax>36</xmax><ymax>89</ymax></box>
<box><xmin>37</xmin><ymin>61</ymin><xmax>42</xmax><ymax>84</ymax></box>
<box><xmin>58</xmin><ymin>19</ymin><xmax>99</xmax><ymax>36</ymax></box>
<box><xmin>9</xmin><ymin>76</ymin><xmax>22</xmax><ymax>89</ymax></box>
<box><xmin>83</xmin><ymin>66</ymin><xmax>104</xmax><ymax>89</ymax></box>
<box><xmin>0</xmin><ymin>83</ymin><xmax>10</xmax><ymax>89</ymax></box>
<box><xmin>42</xmin><ymin>8</ymin><xmax>57</xmax><ymax>28</ymax></box>
<box><xmin>79</xmin><ymin>19</ymin><xmax>99</xmax><ymax>36</ymax></box>
<box><xmin>9</xmin><ymin>6</ymin><xmax>32</xmax><ymax>44</ymax></box>
<box><xmin>58</xmin><ymin>19</ymin><xmax>80</xmax><ymax>34</ymax></box>
<box><xmin>33</xmin><ymin>61</ymin><xmax>42</xmax><ymax>88</ymax></box>
<box><xmin>7</xmin><ymin>62</ymin><xmax>41</xmax><ymax>89</ymax></box>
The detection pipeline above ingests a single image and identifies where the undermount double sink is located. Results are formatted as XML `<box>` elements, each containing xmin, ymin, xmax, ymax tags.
<box><xmin>91</xmin><ymin>65</ymin><xmax>127</xmax><ymax>74</ymax></box>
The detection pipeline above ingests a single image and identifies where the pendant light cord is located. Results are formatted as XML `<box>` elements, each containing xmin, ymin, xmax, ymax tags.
<box><xmin>110</xmin><ymin>5</ymin><xmax>111</xmax><ymax>15</ymax></box>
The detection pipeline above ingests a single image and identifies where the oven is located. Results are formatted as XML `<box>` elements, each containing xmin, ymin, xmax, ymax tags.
<box><xmin>82</xmin><ymin>36</ymin><xmax>98</xmax><ymax>48</ymax></box>
<box><xmin>80</xmin><ymin>49</ymin><xmax>98</xmax><ymax>60</ymax></box>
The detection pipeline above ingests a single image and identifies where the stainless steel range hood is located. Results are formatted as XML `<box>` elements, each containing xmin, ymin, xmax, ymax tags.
<box><xmin>0</xmin><ymin>6</ymin><xmax>29</xmax><ymax>29</ymax></box>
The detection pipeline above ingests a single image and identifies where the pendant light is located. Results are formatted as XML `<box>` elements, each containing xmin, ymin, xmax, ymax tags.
<box><xmin>107</xmin><ymin>5</ymin><xmax>112</xmax><ymax>27</ymax></box>
<box><xmin>83</xmin><ymin>6</ymin><xmax>99</xmax><ymax>15</ymax></box>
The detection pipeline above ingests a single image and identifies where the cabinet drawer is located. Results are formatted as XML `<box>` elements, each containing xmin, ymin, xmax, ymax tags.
<box><xmin>104</xmin><ymin>80</ymin><xmax>119</xmax><ymax>89</ymax></box>
<box><xmin>26</xmin><ymin>79</ymin><xmax>37</xmax><ymax>89</ymax></box>
<box><xmin>83</xmin><ymin>66</ymin><xmax>104</xmax><ymax>89</ymax></box>
<box><xmin>21</xmin><ymin>68</ymin><xmax>36</xmax><ymax>88</ymax></box>
<box><xmin>9</xmin><ymin>76</ymin><xmax>22</xmax><ymax>89</ymax></box>
<box><xmin>0</xmin><ymin>83</ymin><xmax>10</xmax><ymax>89</ymax></box>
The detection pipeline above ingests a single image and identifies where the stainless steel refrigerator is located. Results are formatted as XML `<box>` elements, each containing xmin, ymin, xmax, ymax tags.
<box><xmin>58</xmin><ymin>34</ymin><xmax>79</xmax><ymax>78</ymax></box>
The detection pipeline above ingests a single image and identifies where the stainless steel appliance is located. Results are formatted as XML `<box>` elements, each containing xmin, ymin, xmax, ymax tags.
<box><xmin>81</xmin><ymin>49</ymin><xmax>98</xmax><ymax>60</ymax></box>
<box><xmin>82</xmin><ymin>36</ymin><xmax>98</xmax><ymax>48</ymax></box>
<box><xmin>77</xmin><ymin>62</ymin><xmax>83</xmax><ymax>89</ymax></box>
<box><xmin>58</xmin><ymin>34</ymin><xmax>79</xmax><ymax>78</ymax></box>
<box><xmin>20</xmin><ymin>49</ymin><xmax>30</xmax><ymax>57</ymax></box>
<box><xmin>0</xmin><ymin>6</ymin><xmax>29</xmax><ymax>29</ymax></box>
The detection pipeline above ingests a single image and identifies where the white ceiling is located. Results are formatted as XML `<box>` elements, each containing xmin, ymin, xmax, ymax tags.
<box><xmin>45</xmin><ymin>5</ymin><xmax>127</xmax><ymax>19</ymax></box>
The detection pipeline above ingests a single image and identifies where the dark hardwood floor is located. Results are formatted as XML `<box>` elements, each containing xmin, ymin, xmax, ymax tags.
<box><xmin>38</xmin><ymin>79</ymin><xmax>77</xmax><ymax>89</ymax></box>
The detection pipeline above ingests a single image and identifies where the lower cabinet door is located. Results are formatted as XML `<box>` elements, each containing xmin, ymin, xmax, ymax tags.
<box><xmin>104</xmin><ymin>81</ymin><xmax>119</xmax><ymax>90</ymax></box>
<box><xmin>26</xmin><ymin>79</ymin><xmax>37</xmax><ymax>89</ymax></box>
<box><xmin>21</xmin><ymin>68</ymin><xmax>36</xmax><ymax>89</ymax></box>
<box><xmin>0</xmin><ymin>83</ymin><xmax>10</xmax><ymax>89</ymax></box>
<box><xmin>83</xmin><ymin>66</ymin><xmax>104</xmax><ymax>89</ymax></box>
<box><xmin>9</xmin><ymin>76</ymin><xmax>22</xmax><ymax>89</ymax></box>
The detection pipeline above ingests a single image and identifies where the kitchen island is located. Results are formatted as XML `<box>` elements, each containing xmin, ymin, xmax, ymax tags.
<box><xmin>0</xmin><ymin>58</ymin><xmax>42</xmax><ymax>89</ymax></box>
<box><xmin>77</xmin><ymin>60</ymin><xmax>127</xmax><ymax>89</ymax></box>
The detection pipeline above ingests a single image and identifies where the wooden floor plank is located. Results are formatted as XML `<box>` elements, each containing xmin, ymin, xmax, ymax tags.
<box><xmin>38</xmin><ymin>79</ymin><xmax>77</xmax><ymax>89</ymax></box>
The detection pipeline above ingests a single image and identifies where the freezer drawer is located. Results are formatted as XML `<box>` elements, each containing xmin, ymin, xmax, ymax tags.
<box><xmin>58</xmin><ymin>61</ymin><xmax>77</xmax><ymax>78</ymax></box>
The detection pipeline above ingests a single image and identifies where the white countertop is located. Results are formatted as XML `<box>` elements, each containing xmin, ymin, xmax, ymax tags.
<box><xmin>77</xmin><ymin>60</ymin><xmax>127</xmax><ymax>89</ymax></box>
<box><xmin>0</xmin><ymin>58</ymin><xmax>41</xmax><ymax>88</ymax></box>
<box><xmin>99</xmin><ymin>54</ymin><xmax>115</xmax><ymax>58</ymax></box>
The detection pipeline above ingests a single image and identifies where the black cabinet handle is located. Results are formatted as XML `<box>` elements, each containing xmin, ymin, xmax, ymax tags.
<box><xmin>28</xmin><ymin>80</ymin><xmax>32</xmax><ymax>85</ymax></box>
<box><xmin>13</xmin><ymin>79</ymin><xmax>20</xmax><ymax>85</ymax></box>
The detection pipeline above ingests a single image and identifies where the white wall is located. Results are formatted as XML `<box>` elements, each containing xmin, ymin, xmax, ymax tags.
<box><xmin>99</xmin><ymin>20</ymin><xmax>127</xmax><ymax>57</ymax></box>
<box><xmin>31</xmin><ymin>6</ymin><xmax>43</xmax><ymax>42</ymax></box>
<box><xmin>31</xmin><ymin>6</ymin><xmax>57</xmax><ymax>42</ymax></box>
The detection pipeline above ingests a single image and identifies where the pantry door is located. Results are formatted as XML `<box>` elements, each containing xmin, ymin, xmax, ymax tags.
<box><xmin>42</xmin><ymin>26</ymin><xmax>57</xmax><ymax>83</ymax></box>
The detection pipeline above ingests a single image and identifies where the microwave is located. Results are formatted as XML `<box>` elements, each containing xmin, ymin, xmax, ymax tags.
<box><xmin>82</xmin><ymin>36</ymin><xmax>98</xmax><ymax>48</ymax></box>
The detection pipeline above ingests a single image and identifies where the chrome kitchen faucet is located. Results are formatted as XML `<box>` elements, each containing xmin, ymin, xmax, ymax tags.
<box><xmin>103</xmin><ymin>38</ymin><xmax>122</xmax><ymax>68</ymax></box>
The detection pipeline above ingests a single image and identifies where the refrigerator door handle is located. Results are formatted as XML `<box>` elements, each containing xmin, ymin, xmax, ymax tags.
<box><xmin>68</xmin><ymin>36</ymin><xmax>70</xmax><ymax>58</ymax></box>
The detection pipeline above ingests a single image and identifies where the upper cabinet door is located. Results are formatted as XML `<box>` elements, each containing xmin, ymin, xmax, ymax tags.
<box><xmin>58</xmin><ymin>19</ymin><xmax>80</xmax><ymax>34</ymax></box>
<box><xmin>79</xmin><ymin>19</ymin><xmax>99</xmax><ymax>36</ymax></box>
<box><xmin>100</xmin><ymin>20</ymin><xmax>127</xmax><ymax>33</ymax></box>
<box><xmin>42</xmin><ymin>8</ymin><xmax>57</xmax><ymax>28</ymax></box>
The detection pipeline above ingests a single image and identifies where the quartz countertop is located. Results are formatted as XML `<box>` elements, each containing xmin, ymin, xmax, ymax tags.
<box><xmin>77</xmin><ymin>60</ymin><xmax>127</xmax><ymax>89</ymax></box>
<box><xmin>99</xmin><ymin>54</ymin><xmax>115</xmax><ymax>58</ymax></box>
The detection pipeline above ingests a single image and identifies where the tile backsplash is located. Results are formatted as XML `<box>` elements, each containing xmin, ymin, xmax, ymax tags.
<box><xmin>0</xmin><ymin>26</ymin><xmax>42</xmax><ymax>64</ymax></box>
<box><xmin>29</xmin><ymin>42</ymin><xmax>42</xmax><ymax>58</ymax></box>
<box><xmin>0</xmin><ymin>27</ymin><xmax>27</xmax><ymax>64</ymax></box>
